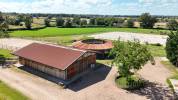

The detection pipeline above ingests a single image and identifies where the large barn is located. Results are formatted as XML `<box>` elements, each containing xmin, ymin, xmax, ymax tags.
<box><xmin>13</xmin><ymin>43</ymin><xmax>96</xmax><ymax>81</ymax></box>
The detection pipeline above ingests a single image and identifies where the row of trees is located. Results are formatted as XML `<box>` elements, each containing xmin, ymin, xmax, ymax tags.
<box><xmin>2</xmin><ymin>12</ymin><xmax>178</xmax><ymax>30</ymax></box>
<box><xmin>0</xmin><ymin>12</ymin><xmax>9</xmax><ymax>38</ymax></box>
<box><xmin>44</xmin><ymin>13</ymin><xmax>162</xmax><ymax>29</ymax></box>
<box><xmin>1</xmin><ymin>12</ymin><xmax>33</xmax><ymax>30</ymax></box>
<box><xmin>44</xmin><ymin>17</ymin><xmax>135</xmax><ymax>28</ymax></box>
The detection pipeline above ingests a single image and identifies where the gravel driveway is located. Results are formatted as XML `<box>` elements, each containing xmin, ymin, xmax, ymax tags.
<box><xmin>90</xmin><ymin>32</ymin><xmax>168</xmax><ymax>46</ymax></box>
<box><xmin>0</xmin><ymin>58</ymin><xmax>175</xmax><ymax>100</ymax></box>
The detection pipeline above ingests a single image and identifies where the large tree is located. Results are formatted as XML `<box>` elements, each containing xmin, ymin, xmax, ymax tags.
<box><xmin>56</xmin><ymin>17</ymin><xmax>64</xmax><ymax>27</ymax></box>
<box><xmin>139</xmin><ymin>13</ymin><xmax>157</xmax><ymax>29</ymax></box>
<box><xmin>166</xmin><ymin>30</ymin><xmax>178</xmax><ymax>66</ymax></box>
<box><xmin>0</xmin><ymin>12</ymin><xmax>9</xmax><ymax>38</ymax></box>
<box><xmin>72</xmin><ymin>17</ymin><xmax>81</xmax><ymax>26</ymax></box>
<box><xmin>110</xmin><ymin>39</ymin><xmax>153</xmax><ymax>78</ymax></box>
<box><xmin>0</xmin><ymin>55</ymin><xmax>6</xmax><ymax>66</ymax></box>
<box><xmin>126</xmin><ymin>19</ymin><xmax>134</xmax><ymax>28</ymax></box>
<box><xmin>80</xmin><ymin>20</ymin><xmax>87</xmax><ymax>26</ymax></box>
<box><xmin>167</xmin><ymin>19</ymin><xmax>178</xmax><ymax>31</ymax></box>
<box><xmin>64</xmin><ymin>18</ymin><xmax>72</xmax><ymax>28</ymax></box>
<box><xmin>89</xmin><ymin>18</ymin><xmax>96</xmax><ymax>25</ymax></box>
<box><xmin>44</xmin><ymin>18</ymin><xmax>50</xmax><ymax>27</ymax></box>
<box><xmin>24</xmin><ymin>15</ymin><xmax>33</xmax><ymax>30</ymax></box>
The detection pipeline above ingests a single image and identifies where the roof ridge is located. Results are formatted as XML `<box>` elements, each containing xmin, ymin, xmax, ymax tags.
<box><xmin>33</xmin><ymin>43</ymin><xmax>86</xmax><ymax>53</ymax></box>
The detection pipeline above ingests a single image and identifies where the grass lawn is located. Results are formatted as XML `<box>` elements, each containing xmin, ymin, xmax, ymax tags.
<box><xmin>147</xmin><ymin>45</ymin><xmax>166</xmax><ymax>57</ymax></box>
<box><xmin>97</xmin><ymin>59</ymin><xmax>112</xmax><ymax>66</ymax></box>
<box><xmin>0</xmin><ymin>49</ymin><xmax>14</xmax><ymax>58</ymax></box>
<box><xmin>115</xmin><ymin>75</ymin><xmax>144</xmax><ymax>90</ymax></box>
<box><xmin>161</xmin><ymin>61</ymin><xmax>178</xmax><ymax>90</ymax></box>
<box><xmin>10</xmin><ymin>27</ymin><xmax>170</xmax><ymax>37</ymax></box>
<box><xmin>31</xmin><ymin>35</ymin><xmax>93</xmax><ymax>45</ymax></box>
<box><xmin>0</xmin><ymin>81</ymin><xmax>28</xmax><ymax>100</ymax></box>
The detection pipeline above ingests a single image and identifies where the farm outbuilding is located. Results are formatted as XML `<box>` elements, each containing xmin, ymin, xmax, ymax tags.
<box><xmin>73</xmin><ymin>39</ymin><xmax>113</xmax><ymax>59</ymax></box>
<box><xmin>13</xmin><ymin>43</ymin><xmax>96</xmax><ymax>81</ymax></box>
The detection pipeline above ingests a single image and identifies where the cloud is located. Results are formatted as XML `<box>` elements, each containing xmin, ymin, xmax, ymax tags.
<box><xmin>0</xmin><ymin>0</ymin><xmax>113</xmax><ymax>14</ymax></box>
<box><xmin>0</xmin><ymin>0</ymin><xmax>177</xmax><ymax>15</ymax></box>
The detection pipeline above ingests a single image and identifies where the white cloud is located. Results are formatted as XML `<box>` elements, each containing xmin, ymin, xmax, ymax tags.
<box><xmin>0</xmin><ymin>0</ymin><xmax>177</xmax><ymax>15</ymax></box>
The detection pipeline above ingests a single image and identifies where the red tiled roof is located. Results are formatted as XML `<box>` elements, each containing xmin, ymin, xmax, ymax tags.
<box><xmin>73</xmin><ymin>40</ymin><xmax>113</xmax><ymax>50</ymax></box>
<box><xmin>13</xmin><ymin>43</ymin><xmax>86</xmax><ymax>70</ymax></box>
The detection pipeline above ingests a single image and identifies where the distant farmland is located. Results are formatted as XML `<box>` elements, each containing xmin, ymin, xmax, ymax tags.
<box><xmin>10</xmin><ymin>27</ymin><xmax>170</xmax><ymax>37</ymax></box>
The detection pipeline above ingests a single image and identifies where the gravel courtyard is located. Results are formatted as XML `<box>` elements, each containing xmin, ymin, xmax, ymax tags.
<box><xmin>90</xmin><ymin>32</ymin><xmax>168</xmax><ymax>46</ymax></box>
<box><xmin>0</xmin><ymin>58</ymin><xmax>175</xmax><ymax>100</ymax></box>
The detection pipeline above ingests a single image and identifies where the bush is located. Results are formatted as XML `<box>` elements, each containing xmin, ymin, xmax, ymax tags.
<box><xmin>116</xmin><ymin>76</ymin><xmax>145</xmax><ymax>90</ymax></box>
<box><xmin>166</xmin><ymin>30</ymin><xmax>178</xmax><ymax>66</ymax></box>
<box><xmin>167</xmin><ymin>20</ymin><xmax>178</xmax><ymax>31</ymax></box>
<box><xmin>150</xmin><ymin>43</ymin><xmax>162</xmax><ymax>46</ymax></box>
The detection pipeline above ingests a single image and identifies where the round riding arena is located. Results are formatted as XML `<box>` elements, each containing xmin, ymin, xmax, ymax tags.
<box><xmin>73</xmin><ymin>39</ymin><xmax>113</xmax><ymax>59</ymax></box>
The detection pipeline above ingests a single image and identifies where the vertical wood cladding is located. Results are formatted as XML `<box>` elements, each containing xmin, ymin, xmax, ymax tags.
<box><xmin>67</xmin><ymin>53</ymin><xmax>96</xmax><ymax>79</ymax></box>
<box><xmin>19</xmin><ymin>57</ymin><xmax>66</xmax><ymax>80</ymax></box>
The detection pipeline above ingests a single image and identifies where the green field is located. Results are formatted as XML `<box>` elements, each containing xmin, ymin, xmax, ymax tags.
<box><xmin>0</xmin><ymin>81</ymin><xmax>28</xmax><ymax>100</ymax></box>
<box><xmin>10</xmin><ymin>27</ymin><xmax>169</xmax><ymax>37</ymax></box>
<box><xmin>0</xmin><ymin>49</ymin><xmax>14</xmax><ymax>58</ymax></box>
<box><xmin>147</xmin><ymin>45</ymin><xmax>166</xmax><ymax>57</ymax></box>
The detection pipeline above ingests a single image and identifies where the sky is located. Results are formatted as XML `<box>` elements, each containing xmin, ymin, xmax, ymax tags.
<box><xmin>0</xmin><ymin>0</ymin><xmax>178</xmax><ymax>15</ymax></box>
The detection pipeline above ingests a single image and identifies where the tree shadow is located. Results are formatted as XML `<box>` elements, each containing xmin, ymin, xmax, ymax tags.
<box><xmin>68</xmin><ymin>64</ymin><xmax>111</xmax><ymax>92</ymax></box>
<box><xmin>129</xmin><ymin>81</ymin><xmax>177</xmax><ymax>100</ymax></box>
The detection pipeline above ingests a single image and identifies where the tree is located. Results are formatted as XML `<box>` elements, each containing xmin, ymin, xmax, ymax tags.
<box><xmin>24</xmin><ymin>15</ymin><xmax>33</xmax><ymax>30</ymax></box>
<box><xmin>44</xmin><ymin>18</ymin><xmax>50</xmax><ymax>27</ymax></box>
<box><xmin>117</xmin><ymin>18</ymin><xmax>125</xmax><ymax>27</ymax></box>
<box><xmin>139</xmin><ymin>13</ymin><xmax>157</xmax><ymax>29</ymax></box>
<box><xmin>126</xmin><ymin>19</ymin><xmax>134</xmax><ymax>28</ymax></box>
<box><xmin>89</xmin><ymin>18</ymin><xmax>96</xmax><ymax>25</ymax></box>
<box><xmin>95</xmin><ymin>18</ymin><xmax>105</xmax><ymax>26</ymax></box>
<box><xmin>110</xmin><ymin>39</ymin><xmax>153</xmax><ymax>78</ymax></box>
<box><xmin>80</xmin><ymin>20</ymin><xmax>87</xmax><ymax>26</ymax></box>
<box><xmin>166</xmin><ymin>30</ymin><xmax>178</xmax><ymax>66</ymax></box>
<box><xmin>72</xmin><ymin>17</ymin><xmax>80</xmax><ymax>25</ymax></box>
<box><xmin>0</xmin><ymin>55</ymin><xmax>6</xmax><ymax>66</ymax></box>
<box><xmin>17</xmin><ymin>14</ymin><xmax>25</xmax><ymax>22</ymax></box>
<box><xmin>0</xmin><ymin>12</ymin><xmax>4</xmax><ymax>23</ymax></box>
<box><xmin>56</xmin><ymin>17</ymin><xmax>64</xmax><ymax>27</ymax></box>
<box><xmin>0</xmin><ymin>12</ymin><xmax>9</xmax><ymax>38</ymax></box>
<box><xmin>64</xmin><ymin>18</ymin><xmax>72</xmax><ymax>28</ymax></box>
<box><xmin>167</xmin><ymin>19</ymin><xmax>178</xmax><ymax>31</ymax></box>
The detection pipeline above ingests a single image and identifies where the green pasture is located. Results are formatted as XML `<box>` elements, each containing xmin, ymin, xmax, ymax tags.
<box><xmin>0</xmin><ymin>49</ymin><xmax>14</xmax><ymax>58</ymax></box>
<box><xmin>10</xmin><ymin>27</ymin><xmax>170</xmax><ymax>37</ymax></box>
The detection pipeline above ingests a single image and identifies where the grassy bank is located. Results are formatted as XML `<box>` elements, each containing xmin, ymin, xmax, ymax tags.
<box><xmin>161</xmin><ymin>61</ymin><xmax>178</xmax><ymax>90</ymax></box>
<box><xmin>0</xmin><ymin>81</ymin><xmax>28</xmax><ymax>100</ymax></box>
<box><xmin>10</xmin><ymin>27</ymin><xmax>169</xmax><ymax>37</ymax></box>
<box><xmin>0</xmin><ymin>49</ymin><xmax>14</xmax><ymax>58</ymax></box>
<box><xmin>147</xmin><ymin>45</ymin><xmax>166</xmax><ymax>57</ymax></box>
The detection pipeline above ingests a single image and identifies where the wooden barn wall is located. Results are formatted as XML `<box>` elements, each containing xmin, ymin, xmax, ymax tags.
<box><xmin>67</xmin><ymin>52</ymin><xmax>96</xmax><ymax>79</ymax></box>
<box><xmin>19</xmin><ymin>57</ymin><xmax>66</xmax><ymax>80</ymax></box>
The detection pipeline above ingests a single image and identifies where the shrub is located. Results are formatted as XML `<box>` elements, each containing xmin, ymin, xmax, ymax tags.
<box><xmin>167</xmin><ymin>20</ymin><xmax>178</xmax><ymax>31</ymax></box>
<box><xmin>166</xmin><ymin>30</ymin><xmax>178</xmax><ymax>66</ymax></box>
<box><xmin>116</xmin><ymin>76</ymin><xmax>145</xmax><ymax>90</ymax></box>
